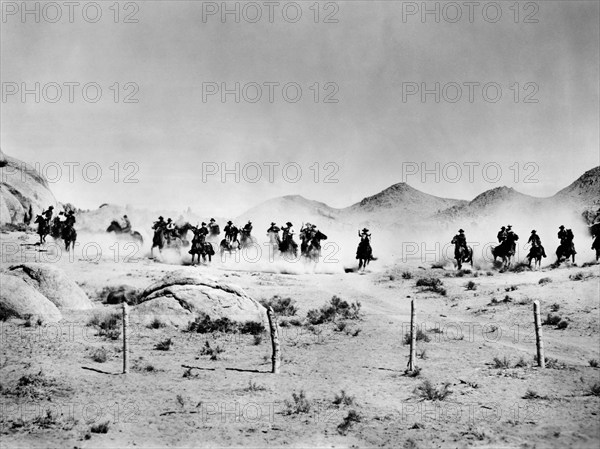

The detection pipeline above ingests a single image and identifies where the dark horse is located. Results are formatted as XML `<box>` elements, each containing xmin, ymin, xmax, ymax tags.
<box><xmin>34</xmin><ymin>215</ymin><xmax>49</xmax><ymax>244</ymax></box>
<box><xmin>555</xmin><ymin>242</ymin><xmax>576</xmax><ymax>265</ymax></box>
<box><xmin>526</xmin><ymin>244</ymin><xmax>544</xmax><ymax>270</ymax></box>
<box><xmin>301</xmin><ymin>231</ymin><xmax>328</xmax><ymax>262</ymax></box>
<box><xmin>189</xmin><ymin>235</ymin><xmax>214</xmax><ymax>265</ymax></box>
<box><xmin>106</xmin><ymin>220</ymin><xmax>144</xmax><ymax>244</ymax></box>
<box><xmin>492</xmin><ymin>240</ymin><xmax>515</xmax><ymax>269</ymax></box>
<box><xmin>356</xmin><ymin>238</ymin><xmax>373</xmax><ymax>271</ymax></box>
<box><xmin>279</xmin><ymin>236</ymin><xmax>298</xmax><ymax>257</ymax></box>
<box><xmin>451</xmin><ymin>242</ymin><xmax>473</xmax><ymax>270</ymax></box>
<box><xmin>61</xmin><ymin>224</ymin><xmax>77</xmax><ymax>251</ymax></box>
<box><xmin>219</xmin><ymin>238</ymin><xmax>240</xmax><ymax>256</ymax></box>
<box><xmin>151</xmin><ymin>222</ymin><xmax>193</xmax><ymax>258</ymax></box>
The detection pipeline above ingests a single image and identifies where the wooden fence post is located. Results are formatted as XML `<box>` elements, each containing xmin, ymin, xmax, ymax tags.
<box><xmin>267</xmin><ymin>306</ymin><xmax>280</xmax><ymax>374</ymax></box>
<box><xmin>533</xmin><ymin>300</ymin><xmax>544</xmax><ymax>368</ymax></box>
<box><xmin>122</xmin><ymin>302</ymin><xmax>129</xmax><ymax>374</ymax></box>
<box><xmin>408</xmin><ymin>300</ymin><xmax>416</xmax><ymax>372</ymax></box>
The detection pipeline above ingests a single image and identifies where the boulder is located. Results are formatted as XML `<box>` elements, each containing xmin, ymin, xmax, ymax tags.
<box><xmin>104</xmin><ymin>285</ymin><xmax>140</xmax><ymax>305</ymax></box>
<box><xmin>0</xmin><ymin>149</ymin><xmax>58</xmax><ymax>225</ymax></box>
<box><xmin>0</xmin><ymin>273</ymin><xmax>62</xmax><ymax>322</ymax></box>
<box><xmin>8</xmin><ymin>263</ymin><xmax>94</xmax><ymax>310</ymax></box>
<box><xmin>131</xmin><ymin>269</ymin><xmax>266</xmax><ymax>327</ymax></box>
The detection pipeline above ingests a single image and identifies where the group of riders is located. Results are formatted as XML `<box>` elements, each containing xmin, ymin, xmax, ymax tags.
<box><xmin>34</xmin><ymin>205</ymin><xmax>77</xmax><ymax>249</ymax></box>
<box><xmin>451</xmin><ymin>223</ymin><xmax>585</xmax><ymax>269</ymax></box>
<box><xmin>33</xmin><ymin>204</ymin><xmax>599</xmax><ymax>268</ymax></box>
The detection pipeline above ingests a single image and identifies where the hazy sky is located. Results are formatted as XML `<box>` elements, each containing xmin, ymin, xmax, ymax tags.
<box><xmin>1</xmin><ymin>0</ymin><xmax>599</xmax><ymax>216</ymax></box>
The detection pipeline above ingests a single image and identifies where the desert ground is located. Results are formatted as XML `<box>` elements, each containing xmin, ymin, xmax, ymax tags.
<box><xmin>1</xmin><ymin>228</ymin><xmax>599</xmax><ymax>449</ymax></box>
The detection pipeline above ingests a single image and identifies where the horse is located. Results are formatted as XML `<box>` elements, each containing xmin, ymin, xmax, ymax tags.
<box><xmin>239</xmin><ymin>229</ymin><xmax>257</xmax><ymax>249</ymax></box>
<box><xmin>34</xmin><ymin>215</ymin><xmax>49</xmax><ymax>244</ymax></box>
<box><xmin>151</xmin><ymin>223</ymin><xmax>192</xmax><ymax>258</ymax></box>
<box><xmin>356</xmin><ymin>238</ymin><xmax>373</xmax><ymax>271</ymax></box>
<box><xmin>492</xmin><ymin>240</ymin><xmax>515</xmax><ymax>269</ymax></box>
<box><xmin>106</xmin><ymin>220</ymin><xmax>144</xmax><ymax>244</ymax></box>
<box><xmin>555</xmin><ymin>242</ymin><xmax>576</xmax><ymax>265</ymax></box>
<box><xmin>526</xmin><ymin>244</ymin><xmax>543</xmax><ymax>270</ymax></box>
<box><xmin>220</xmin><ymin>238</ymin><xmax>240</xmax><ymax>256</ymax></box>
<box><xmin>189</xmin><ymin>236</ymin><xmax>214</xmax><ymax>265</ymax></box>
<box><xmin>592</xmin><ymin>236</ymin><xmax>600</xmax><ymax>262</ymax></box>
<box><xmin>279</xmin><ymin>236</ymin><xmax>299</xmax><ymax>257</ymax></box>
<box><xmin>452</xmin><ymin>243</ymin><xmax>473</xmax><ymax>270</ymax></box>
<box><xmin>61</xmin><ymin>224</ymin><xmax>77</xmax><ymax>251</ymax></box>
<box><xmin>301</xmin><ymin>231</ymin><xmax>328</xmax><ymax>262</ymax></box>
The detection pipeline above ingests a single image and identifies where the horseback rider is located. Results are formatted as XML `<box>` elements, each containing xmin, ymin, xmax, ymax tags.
<box><xmin>505</xmin><ymin>225</ymin><xmax>518</xmax><ymax>252</ymax></box>
<box><xmin>42</xmin><ymin>205</ymin><xmax>54</xmax><ymax>225</ymax></box>
<box><xmin>165</xmin><ymin>218</ymin><xmax>176</xmax><ymax>242</ymax></box>
<box><xmin>242</xmin><ymin>220</ymin><xmax>253</xmax><ymax>235</ymax></box>
<box><xmin>358</xmin><ymin>227</ymin><xmax>371</xmax><ymax>241</ymax></box>
<box><xmin>190</xmin><ymin>222</ymin><xmax>208</xmax><ymax>250</ymax></box>
<box><xmin>451</xmin><ymin>229</ymin><xmax>468</xmax><ymax>258</ymax></box>
<box><xmin>153</xmin><ymin>216</ymin><xmax>166</xmax><ymax>234</ymax></box>
<box><xmin>52</xmin><ymin>212</ymin><xmax>63</xmax><ymax>235</ymax></box>
<box><xmin>224</xmin><ymin>221</ymin><xmax>239</xmax><ymax>244</ymax></box>
<box><xmin>566</xmin><ymin>228</ymin><xmax>576</xmax><ymax>255</ymax></box>
<box><xmin>267</xmin><ymin>222</ymin><xmax>281</xmax><ymax>245</ymax></box>
<box><xmin>121</xmin><ymin>215</ymin><xmax>131</xmax><ymax>233</ymax></box>
<box><xmin>65</xmin><ymin>210</ymin><xmax>76</xmax><ymax>227</ymax></box>
<box><xmin>356</xmin><ymin>227</ymin><xmax>372</xmax><ymax>260</ymax></box>
<box><xmin>208</xmin><ymin>218</ymin><xmax>220</xmax><ymax>236</ymax></box>
<box><xmin>527</xmin><ymin>230</ymin><xmax>547</xmax><ymax>258</ymax></box>
<box><xmin>282</xmin><ymin>222</ymin><xmax>295</xmax><ymax>241</ymax></box>
<box><xmin>558</xmin><ymin>225</ymin><xmax>567</xmax><ymax>244</ymax></box>
<box><xmin>497</xmin><ymin>226</ymin><xmax>507</xmax><ymax>243</ymax></box>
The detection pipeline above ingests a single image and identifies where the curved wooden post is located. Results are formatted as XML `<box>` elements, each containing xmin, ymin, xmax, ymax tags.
<box><xmin>122</xmin><ymin>302</ymin><xmax>129</xmax><ymax>374</ymax></box>
<box><xmin>533</xmin><ymin>300</ymin><xmax>544</xmax><ymax>368</ymax></box>
<box><xmin>408</xmin><ymin>300</ymin><xmax>416</xmax><ymax>371</ymax></box>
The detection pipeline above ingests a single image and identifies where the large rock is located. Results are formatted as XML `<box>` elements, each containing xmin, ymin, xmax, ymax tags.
<box><xmin>8</xmin><ymin>263</ymin><xmax>94</xmax><ymax>310</ymax></box>
<box><xmin>0</xmin><ymin>149</ymin><xmax>58</xmax><ymax>225</ymax></box>
<box><xmin>132</xmin><ymin>269</ymin><xmax>266</xmax><ymax>327</ymax></box>
<box><xmin>0</xmin><ymin>273</ymin><xmax>62</xmax><ymax>322</ymax></box>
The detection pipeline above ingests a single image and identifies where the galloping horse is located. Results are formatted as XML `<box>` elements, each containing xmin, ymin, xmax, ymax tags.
<box><xmin>34</xmin><ymin>215</ymin><xmax>49</xmax><ymax>244</ymax></box>
<box><xmin>106</xmin><ymin>220</ymin><xmax>144</xmax><ymax>244</ymax></box>
<box><xmin>189</xmin><ymin>234</ymin><xmax>214</xmax><ymax>265</ymax></box>
<box><xmin>239</xmin><ymin>229</ymin><xmax>257</xmax><ymax>249</ymax></box>
<box><xmin>555</xmin><ymin>242</ymin><xmax>576</xmax><ymax>265</ymax></box>
<box><xmin>62</xmin><ymin>224</ymin><xmax>77</xmax><ymax>251</ymax></box>
<box><xmin>279</xmin><ymin>236</ymin><xmax>298</xmax><ymax>257</ymax></box>
<box><xmin>151</xmin><ymin>222</ymin><xmax>193</xmax><ymax>258</ymax></box>
<box><xmin>590</xmin><ymin>222</ymin><xmax>600</xmax><ymax>262</ymax></box>
<box><xmin>492</xmin><ymin>240</ymin><xmax>515</xmax><ymax>269</ymax></box>
<box><xmin>451</xmin><ymin>237</ymin><xmax>473</xmax><ymax>270</ymax></box>
<box><xmin>526</xmin><ymin>244</ymin><xmax>544</xmax><ymax>270</ymax></box>
<box><xmin>219</xmin><ymin>238</ymin><xmax>240</xmax><ymax>256</ymax></box>
<box><xmin>356</xmin><ymin>238</ymin><xmax>373</xmax><ymax>271</ymax></box>
<box><xmin>301</xmin><ymin>231</ymin><xmax>328</xmax><ymax>262</ymax></box>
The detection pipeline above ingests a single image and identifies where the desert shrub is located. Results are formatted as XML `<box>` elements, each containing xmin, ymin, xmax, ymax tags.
<box><xmin>505</xmin><ymin>285</ymin><xmax>518</xmax><ymax>292</ymax></box>
<box><xmin>403</xmin><ymin>328</ymin><xmax>430</xmax><ymax>345</ymax></box>
<box><xmin>187</xmin><ymin>313</ymin><xmax>238</xmax><ymax>334</ymax></box>
<box><xmin>569</xmin><ymin>272</ymin><xmax>592</xmax><ymax>281</ymax></box>
<box><xmin>245</xmin><ymin>380</ymin><xmax>267</xmax><ymax>392</ymax></box>
<box><xmin>91</xmin><ymin>347</ymin><xmax>109</xmax><ymax>363</ymax></box>
<box><xmin>493</xmin><ymin>356</ymin><xmax>511</xmax><ymax>369</ymax></box>
<box><xmin>333</xmin><ymin>390</ymin><xmax>356</xmax><ymax>406</ymax></box>
<box><xmin>260</xmin><ymin>295</ymin><xmax>298</xmax><ymax>316</ymax></box>
<box><xmin>542</xmin><ymin>314</ymin><xmax>562</xmax><ymax>326</ymax></box>
<box><xmin>404</xmin><ymin>367</ymin><xmax>421</xmax><ymax>377</ymax></box>
<box><xmin>149</xmin><ymin>318</ymin><xmax>165</xmax><ymax>329</ymax></box>
<box><xmin>503</xmin><ymin>295</ymin><xmax>513</xmax><ymax>303</ymax></box>
<box><xmin>0</xmin><ymin>305</ymin><xmax>17</xmax><ymax>322</ymax></box>
<box><xmin>589</xmin><ymin>359</ymin><xmax>598</xmax><ymax>368</ymax></box>
<box><xmin>402</xmin><ymin>271</ymin><xmax>413</xmax><ymax>279</ymax></box>
<box><xmin>239</xmin><ymin>321</ymin><xmax>265</xmax><ymax>335</ymax></box>
<box><xmin>90</xmin><ymin>421</ymin><xmax>110</xmax><ymax>433</ymax></box>
<box><xmin>337</xmin><ymin>410</ymin><xmax>361</xmax><ymax>435</ymax></box>
<box><xmin>486</xmin><ymin>271</ymin><xmax>494</xmax><ymax>276</ymax></box>
<box><xmin>253</xmin><ymin>334</ymin><xmax>263</xmax><ymax>345</ymax></box>
<box><xmin>557</xmin><ymin>320</ymin><xmax>569</xmax><ymax>330</ymax></box>
<box><xmin>11</xmin><ymin>370</ymin><xmax>61</xmax><ymax>400</ymax></box>
<box><xmin>279</xmin><ymin>319</ymin><xmax>289</xmax><ymax>327</ymax></box>
<box><xmin>306</xmin><ymin>296</ymin><xmax>361</xmax><ymax>325</ymax></box>
<box><xmin>550</xmin><ymin>303</ymin><xmax>560</xmax><ymax>312</ymax></box>
<box><xmin>465</xmin><ymin>281</ymin><xmax>477</xmax><ymax>290</ymax></box>
<box><xmin>588</xmin><ymin>383</ymin><xmax>600</xmax><ymax>397</ymax></box>
<box><xmin>283</xmin><ymin>390</ymin><xmax>311</xmax><ymax>415</ymax></box>
<box><xmin>514</xmin><ymin>357</ymin><xmax>528</xmax><ymax>368</ymax></box>
<box><xmin>154</xmin><ymin>338</ymin><xmax>173</xmax><ymax>351</ymax></box>
<box><xmin>350</xmin><ymin>328</ymin><xmax>362</xmax><ymax>337</ymax></box>
<box><xmin>335</xmin><ymin>321</ymin><xmax>347</xmax><ymax>332</ymax></box>
<box><xmin>415</xmin><ymin>380</ymin><xmax>452</xmax><ymax>401</ymax></box>
<box><xmin>538</xmin><ymin>277</ymin><xmax>552</xmax><ymax>285</ymax></box>
<box><xmin>415</xmin><ymin>277</ymin><xmax>447</xmax><ymax>296</ymax></box>
<box><xmin>199</xmin><ymin>341</ymin><xmax>224</xmax><ymax>360</ymax></box>
<box><xmin>289</xmin><ymin>318</ymin><xmax>302</xmax><ymax>326</ymax></box>
<box><xmin>523</xmin><ymin>389</ymin><xmax>548</xmax><ymax>400</ymax></box>
<box><xmin>534</xmin><ymin>355</ymin><xmax>567</xmax><ymax>370</ymax></box>
<box><xmin>417</xmin><ymin>349</ymin><xmax>428</xmax><ymax>360</ymax></box>
<box><xmin>88</xmin><ymin>312</ymin><xmax>122</xmax><ymax>340</ymax></box>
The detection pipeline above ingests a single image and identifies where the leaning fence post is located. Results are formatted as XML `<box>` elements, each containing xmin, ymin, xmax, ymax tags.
<box><xmin>267</xmin><ymin>306</ymin><xmax>281</xmax><ymax>374</ymax></box>
<box><xmin>407</xmin><ymin>299</ymin><xmax>416</xmax><ymax>372</ymax></box>
<box><xmin>122</xmin><ymin>302</ymin><xmax>129</xmax><ymax>374</ymax></box>
<box><xmin>533</xmin><ymin>300</ymin><xmax>544</xmax><ymax>368</ymax></box>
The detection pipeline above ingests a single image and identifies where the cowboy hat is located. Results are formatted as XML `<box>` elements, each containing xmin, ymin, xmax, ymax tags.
<box><xmin>286</xmin><ymin>222</ymin><xmax>293</xmax><ymax>226</ymax></box>
<box><xmin>270</xmin><ymin>222</ymin><xmax>276</xmax><ymax>226</ymax></box>
<box><xmin>559</xmin><ymin>225</ymin><xmax>565</xmax><ymax>228</ymax></box>
<box><xmin>227</xmin><ymin>221</ymin><xmax>232</xmax><ymax>224</ymax></box>
<box><xmin>201</xmin><ymin>222</ymin><xmax>206</xmax><ymax>226</ymax></box>
<box><xmin>458</xmin><ymin>229</ymin><xmax>464</xmax><ymax>233</ymax></box>
<box><xmin>210</xmin><ymin>218</ymin><xmax>215</xmax><ymax>222</ymax></box>
<box><xmin>531</xmin><ymin>230</ymin><xmax>536</xmax><ymax>233</ymax></box>
<box><xmin>362</xmin><ymin>228</ymin><xmax>369</xmax><ymax>232</ymax></box>
<box><xmin>158</xmin><ymin>216</ymin><xmax>164</xmax><ymax>220</ymax></box>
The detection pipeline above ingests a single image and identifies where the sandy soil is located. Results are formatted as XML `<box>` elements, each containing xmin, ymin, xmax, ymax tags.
<box><xmin>1</xmin><ymin>230</ymin><xmax>599</xmax><ymax>448</ymax></box>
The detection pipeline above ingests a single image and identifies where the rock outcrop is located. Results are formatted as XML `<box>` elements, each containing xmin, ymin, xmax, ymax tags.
<box><xmin>0</xmin><ymin>273</ymin><xmax>62</xmax><ymax>322</ymax></box>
